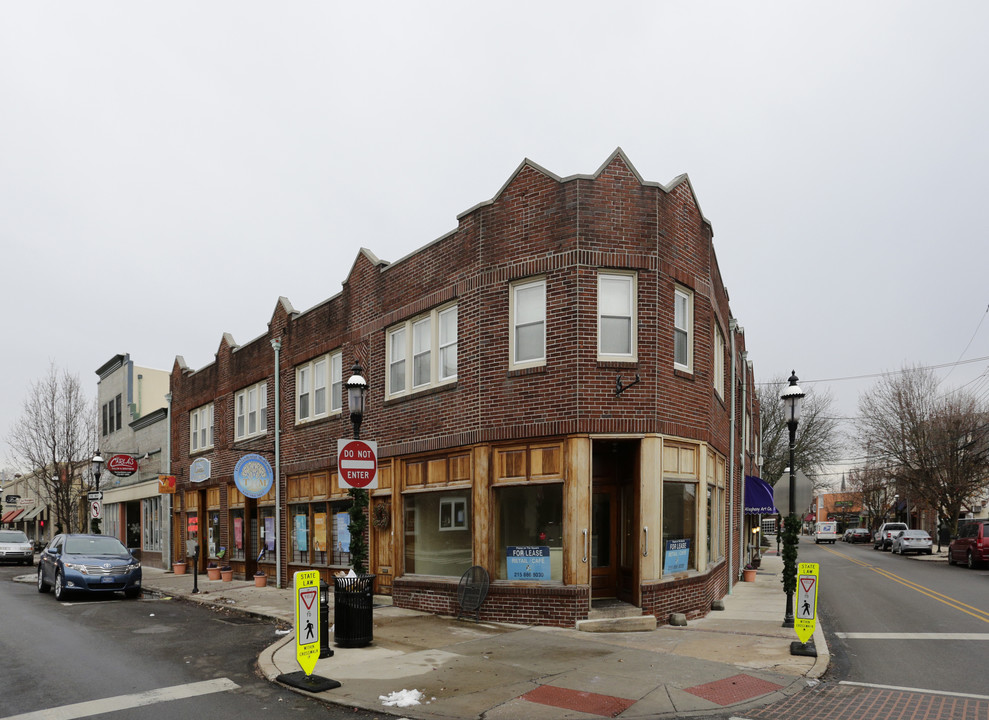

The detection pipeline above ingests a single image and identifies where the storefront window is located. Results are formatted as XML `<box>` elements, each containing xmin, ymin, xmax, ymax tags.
<box><xmin>208</xmin><ymin>510</ymin><xmax>221</xmax><ymax>558</ymax></box>
<box><xmin>662</xmin><ymin>481</ymin><xmax>697</xmax><ymax>573</ymax></box>
<box><xmin>230</xmin><ymin>508</ymin><xmax>245</xmax><ymax>561</ymax></box>
<box><xmin>404</xmin><ymin>490</ymin><xmax>472</xmax><ymax>576</ymax></box>
<box><xmin>258</xmin><ymin>506</ymin><xmax>275</xmax><ymax>562</ymax></box>
<box><xmin>495</xmin><ymin>484</ymin><xmax>563</xmax><ymax>581</ymax></box>
<box><xmin>291</xmin><ymin>505</ymin><xmax>309</xmax><ymax>563</ymax></box>
<box><xmin>707</xmin><ymin>485</ymin><xmax>723</xmax><ymax>567</ymax></box>
<box><xmin>142</xmin><ymin>497</ymin><xmax>162</xmax><ymax>552</ymax></box>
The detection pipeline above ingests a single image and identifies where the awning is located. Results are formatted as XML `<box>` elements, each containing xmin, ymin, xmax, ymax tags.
<box><xmin>1</xmin><ymin>509</ymin><xmax>24</xmax><ymax>523</ymax></box>
<box><xmin>18</xmin><ymin>506</ymin><xmax>43</xmax><ymax>521</ymax></box>
<box><xmin>743</xmin><ymin>475</ymin><xmax>777</xmax><ymax>515</ymax></box>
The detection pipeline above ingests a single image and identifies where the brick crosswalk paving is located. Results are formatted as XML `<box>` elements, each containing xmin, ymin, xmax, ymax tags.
<box><xmin>743</xmin><ymin>682</ymin><xmax>989</xmax><ymax>720</ymax></box>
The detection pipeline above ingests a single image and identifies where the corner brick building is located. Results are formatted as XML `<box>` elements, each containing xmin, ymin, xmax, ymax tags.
<box><xmin>169</xmin><ymin>149</ymin><xmax>761</xmax><ymax>627</ymax></box>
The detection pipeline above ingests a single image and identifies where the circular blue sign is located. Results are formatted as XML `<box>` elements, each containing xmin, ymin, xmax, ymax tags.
<box><xmin>234</xmin><ymin>453</ymin><xmax>274</xmax><ymax>499</ymax></box>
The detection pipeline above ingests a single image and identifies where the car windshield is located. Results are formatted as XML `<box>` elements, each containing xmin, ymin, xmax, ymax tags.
<box><xmin>64</xmin><ymin>536</ymin><xmax>129</xmax><ymax>556</ymax></box>
<box><xmin>0</xmin><ymin>530</ymin><xmax>29</xmax><ymax>543</ymax></box>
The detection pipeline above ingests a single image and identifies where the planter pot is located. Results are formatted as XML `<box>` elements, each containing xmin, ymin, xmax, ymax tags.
<box><xmin>173</xmin><ymin>562</ymin><xmax>187</xmax><ymax>575</ymax></box>
<box><xmin>254</xmin><ymin>574</ymin><xmax>267</xmax><ymax>588</ymax></box>
<box><xmin>221</xmin><ymin>570</ymin><xmax>233</xmax><ymax>582</ymax></box>
<box><xmin>207</xmin><ymin>567</ymin><xmax>222</xmax><ymax>581</ymax></box>
<box><xmin>743</xmin><ymin>568</ymin><xmax>757</xmax><ymax>582</ymax></box>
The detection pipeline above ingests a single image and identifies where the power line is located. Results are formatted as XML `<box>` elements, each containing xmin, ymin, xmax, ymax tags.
<box><xmin>757</xmin><ymin>354</ymin><xmax>989</xmax><ymax>386</ymax></box>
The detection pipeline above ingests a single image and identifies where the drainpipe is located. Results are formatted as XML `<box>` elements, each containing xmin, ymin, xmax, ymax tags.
<box><xmin>739</xmin><ymin>351</ymin><xmax>749</xmax><ymax>570</ymax></box>
<box><xmin>165</xmin><ymin>392</ymin><xmax>172</xmax><ymax>567</ymax></box>
<box><xmin>728</xmin><ymin>319</ymin><xmax>739</xmax><ymax>595</ymax></box>
<box><xmin>270</xmin><ymin>338</ymin><xmax>282</xmax><ymax>589</ymax></box>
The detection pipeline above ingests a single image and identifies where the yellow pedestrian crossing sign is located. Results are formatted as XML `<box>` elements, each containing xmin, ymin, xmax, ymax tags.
<box><xmin>794</xmin><ymin>562</ymin><xmax>819</xmax><ymax>644</ymax></box>
<box><xmin>294</xmin><ymin>570</ymin><xmax>321</xmax><ymax>676</ymax></box>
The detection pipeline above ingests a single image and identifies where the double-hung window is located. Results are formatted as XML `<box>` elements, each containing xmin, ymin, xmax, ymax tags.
<box><xmin>296</xmin><ymin>352</ymin><xmax>342</xmax><ymax>424</ymax></box>
<box><xmin>510</xmin><ymin>278</ymin><xmax>546</xmax><ymax>369</ymax></box>
<box><xmin>598</xmin><ymin>272</ymin><xmax>636</xmax><ymax>360</ymax></box>
<box><xmin>386</xmin><ymin>303</ymin><xmax>458</xmax><ymax>398</ymax></box>
<box><xmin>713</xmin><ymin>323</ymin><xmax>725</xmax><ymax>398</ymax></box>
<box><xmin>190</xmin><ymin>403</ymin><xmax>214</xmax><ymax>453</ymax></box>
<box><xmin>235</xmin><ymin>381</ymin><xmax>267</xmax><ymax>441</ymax></box>
<box><xmin>674</xmin><ymin>286</ymin><xmax>693</xmax><ymax>372</ymax></box>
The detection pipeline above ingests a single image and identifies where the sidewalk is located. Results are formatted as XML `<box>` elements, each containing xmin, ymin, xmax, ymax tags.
<box><xmin>141</xmin><ymin>552</ymin><xmax>828</xmax><ymax>719</ymax></box>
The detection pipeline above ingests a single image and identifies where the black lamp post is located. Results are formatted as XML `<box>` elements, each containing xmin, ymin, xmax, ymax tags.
<box><xmin>91</xmin><ymin>452</ymin><xmax>104</xmax><ymax>535</ymax></box>
<box><xmin>345</xmin><ymin>362</ymin><xmax>369</xmax><ymax>574</ymax></box>
<box><xmin>780</xmin><ymin>371</ymin><xmax>804</xmax><ymax>628</ymax></box>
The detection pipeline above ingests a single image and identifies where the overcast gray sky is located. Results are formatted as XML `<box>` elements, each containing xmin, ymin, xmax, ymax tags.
<box><xmin>3</xmin><ymin>2</ymin><xmax>987</xmax><ymax>482</ymax></box>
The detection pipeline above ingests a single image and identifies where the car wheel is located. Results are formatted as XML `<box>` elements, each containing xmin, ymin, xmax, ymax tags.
<box><xmin>926</xmin><ymin>549</ymin><xmax>933</xmax><ymax>555</ymax></box>
<box><xmin>37</xmin><ymin>567</ymin><xmax>50</xmax><ymax>593</ymax></box>
<box><xmin>124</xmin><ymin>588</ymin><xmax>140</xmax><ymax>599</ymax></box>
<box><xmin>54</xmin><ymin>570</ymin><xmax>68</xmax><ymax>601</ymax></box>
<box><xmin>948</xmin><ymin>552</ymin><xmax>956</xmax><ymax>565</ymax></box>
<box><xmin>968</xmin><ymin>550</ymin><xmax>977</xmax><ymax>569</ymax></box>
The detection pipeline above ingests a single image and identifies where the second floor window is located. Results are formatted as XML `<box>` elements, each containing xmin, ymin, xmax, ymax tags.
<box><xmin>102</xmin><ymin>394</ymin><xmax>123</xmax><ymax>436</ymax></box>
<box><xmin>713</xmin><ymin>323</ymin><xmax>725</xmax><ymax>398</ymax></box>
<box><xmin>598</xmin><ymin>272</ymin><xmax>636</xmax><ymax>360</ymax></box>
<box><xmin>190</xmin><ymin>403</ymin><xmax>213</xmax><ymax>453</ymax></box>
<box><xmin>387</xmin><ymin>303</ymin><xmax>458</xmax><ymax>398</ymax></box>
<box><xmin>297</xmin><ymin>352</ymin><xmax>342</xmax><ymax>423</ymax></box>
<box><xmin>235</xmin><ymin>381</ymin><xmax>267</xmax><ymax>441</ymax></box>
<box><xmin>510</xmin><ymin>278</ymin><xmax>545</xmax><ymax>369</ymax></box>
<box><xmin>674</xmin><ymin>286</ymin><xmax>693</xmax><ymax>372</ymax></box>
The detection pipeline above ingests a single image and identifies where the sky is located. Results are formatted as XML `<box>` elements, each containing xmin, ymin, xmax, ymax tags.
<box><xmin>2</xmin><ymin>2</ymin><xmax>988</xmax><ymax>483</ymax></box>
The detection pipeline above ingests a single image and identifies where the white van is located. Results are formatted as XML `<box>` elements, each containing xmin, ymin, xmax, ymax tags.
<box><xmin>814</xmin><ymin>521</ymin><xmax>839</xmax><ymax>544</ymax></box>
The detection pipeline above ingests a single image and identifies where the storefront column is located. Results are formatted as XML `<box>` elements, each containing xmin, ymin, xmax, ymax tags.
<box><xmin>472</xmin><ymin>445</ymin><xmax>491</xmax><ymax>567</ymax></box>
<box><xmin>565</xmin><ymin>436</ymin><xmax>591</xmax><ymax>587</ymax></box>
<box><xmin>639</xmin><ymin>435</ymin><xmax>662</xmax><ymax>581</ymax></box>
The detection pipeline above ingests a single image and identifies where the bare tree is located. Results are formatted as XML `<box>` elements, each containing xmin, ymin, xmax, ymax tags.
<box><xmin>757</xmin><ymin>374</ymin><xmax>845</xmax><ymax>490</ymax></box>
<box><xmin>847</xmin><ymin>463</ymin><xmax>897</xmax><ymax>532</ymax></box>
<box><xmin>856</xmin><ymin>365</ymin><xmax>989</xmax><ymax>537</ymax></box>
<box><xmin>6</xmin><ymin>363</ymin><xmax>97</xmax><ymax>533</ymax></box>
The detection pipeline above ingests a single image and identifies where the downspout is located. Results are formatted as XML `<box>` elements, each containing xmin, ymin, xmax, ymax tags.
<box><xmin>728</xmin><ymin>319</ymin><xmax>739</xmax><ymax>594</ymax></box>
<box><xmin>165</xmin><ymin>392</ymin><xmax>172</xmax><ymax>567</ymax></box>
<box><xmin>739</xmin><ymin>350</ymin><xmax>749</xmax><ymax>570</ymax></box>
<box><xmin>271</xmin><ymin>338</ymin><xmax>282</xmax><ymax>589</ymax></box>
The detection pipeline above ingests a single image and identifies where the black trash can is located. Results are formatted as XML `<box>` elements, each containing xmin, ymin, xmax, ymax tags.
<box><xmin>333</xmin><ymin>574</ymin><xmax>375</xmax><ymax>648</ymax></box>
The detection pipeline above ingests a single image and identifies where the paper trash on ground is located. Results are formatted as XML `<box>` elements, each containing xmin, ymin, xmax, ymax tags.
<box><xmin>379</xmin><ymin>689</ymin><xmax>425</xmax><ymax>707</ymax></box>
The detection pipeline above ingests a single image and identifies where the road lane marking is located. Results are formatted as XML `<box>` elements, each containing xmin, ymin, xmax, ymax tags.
<box><xmin>821</xmin><ymin>545</ymin><xmax>989</xmax><ymax>623</ymax></box>
<box><xmin>1</xmin><ymin>678</ymin><xmax>240</xmax><ymax>720</ymax></box>
<box><xmin>839</xmin><ymin>680</ymin><xmax>989</xmax><ymax>701</ymax></box>
<box><xmin>837</xmin><ymin>632</ymin><xmax>989</xmax><ymax>640</ymax></box>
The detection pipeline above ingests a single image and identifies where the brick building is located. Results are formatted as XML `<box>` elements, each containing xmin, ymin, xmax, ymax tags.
<box><xmin>169</xmin><ymin>149</ymin><xmax>760</xmax><ymax>627</ymax></box>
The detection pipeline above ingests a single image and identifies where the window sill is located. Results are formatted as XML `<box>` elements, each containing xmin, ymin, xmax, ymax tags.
<box><xmin>294</xmin><ymin>412</ymin><xmax>342</xmax><ymax>429</ymax></box>
<box><xmin>673</xmin><ymin>368</ymin><xmax>694</xmax><ymax>381</ymax></box>
<box><xmin>597</xmin><ymin>360</ymin><xmax>638</xmax><ymax>370</ymax></box>
<box><xmin>384</xmin><ymin>380</ymin><xmax>458</xmax><ymax>407</ymax></box>
<box><xmin>507</xmin><ymin>365</ymin><xmax>547</xmax><ymax>378</ymax></box>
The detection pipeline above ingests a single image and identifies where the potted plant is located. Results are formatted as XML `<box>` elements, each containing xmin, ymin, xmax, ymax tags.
<box><xmin>220</xmin><ymin>565</ymin><xmax>233</xmax><ymax>582</ymax></box>
<box><xmin>254</xmin><ymin>570</ymin><xmax>267</xmax><ymax>588</ymax></box>
<box><xmin>173</xmin><ymin>559</ymin><xmax>187</xmax><ymax>575</ymax></box>
<box><xmin>742</xmin><ymin>563</ymin><xmax>757</xmax><ymax>582</ymax></box>
<box><xmin>207</xmin><ymin>562</ymin><xmax>221</xmax><ymax>581</ymax></box>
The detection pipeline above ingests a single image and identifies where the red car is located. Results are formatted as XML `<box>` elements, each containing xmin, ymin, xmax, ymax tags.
<box><xmin>948</xmin><ymin>520</ymin><xmax>989</xmax><ymax>569</ymax></box>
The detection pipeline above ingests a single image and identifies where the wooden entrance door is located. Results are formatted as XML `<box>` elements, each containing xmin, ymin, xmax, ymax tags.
<box><xmin>371</xmin><ymin>497</ymin><xmax>394</xmax><ymax>594</ymax></box>
<box><xmin>591</xmin><ymin>485</ymin><xmax>619</xmax><ymax>598</ymax></box>
<box><xmin>591</xmin><ymin>440</ymin><xmax>639</xmax><ymax>602</ymax></box>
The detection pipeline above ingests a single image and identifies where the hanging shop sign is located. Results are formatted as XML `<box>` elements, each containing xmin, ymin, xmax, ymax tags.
<box><xmin>234</xmin><ymin>453</ymin><xmax>274</xmax><ymax>499</ymax></box>
<box><xmin>190</xmin><ymin>457</ymin><xmax>211</xmax><ymax>483</ymax></box>
<box><xmin>107</xmin><ymin>454</ymin><xmax>138</xmax><ymax>477</ymax></box>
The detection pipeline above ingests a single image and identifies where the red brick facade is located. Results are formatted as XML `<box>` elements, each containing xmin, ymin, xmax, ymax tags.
<box><xmin>169</xmin><ymin>149</ymin><xmax>760</xmax><ymax>627</ymax></box>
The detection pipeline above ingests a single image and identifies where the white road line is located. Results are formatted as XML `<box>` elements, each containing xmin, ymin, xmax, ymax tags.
<box><xmin>2</xmin><ymin>677</ymin><xmax>240</xmax><ymax>720</ymax></box>
<box><xmin>836</xmin><ymin>632</ymin><xmax>989</xmax><ymax>640</ymax></box>
<box><xmin>839</xmin><ymin>681</ymin><xmax>989</xmax><ymax>701</ymax></box>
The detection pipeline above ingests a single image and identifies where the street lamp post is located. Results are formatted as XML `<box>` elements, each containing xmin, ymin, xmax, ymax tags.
<box><xmin>91</xmin><ymin>452</ymin><xmax>104</xmax><ymax>534</ymax></box>
<box><xmin>345</xmin><ymin>362</ymin><xmax>369</xmax><ymax>574</ymax></box>
<box><xmin>780</xmin><ymin>371</ymin><xmax>805</xmax><ymax>628</ymax></box>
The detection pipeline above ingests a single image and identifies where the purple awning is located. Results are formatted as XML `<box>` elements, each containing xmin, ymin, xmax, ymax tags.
<box><xmin>744</xmin><ymin>475</ymin><xmax>777</xmax><ymax>515</ymax></box>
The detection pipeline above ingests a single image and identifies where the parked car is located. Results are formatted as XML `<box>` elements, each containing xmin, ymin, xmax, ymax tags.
<box><xmin>873</xmin><ymin>522</ymin><xmax>908</xmax><ymax>550</ymax></box>
<box><xmin>948</xmin><ymin>520</ymin><xmax>989</xmax><ymax>569</ymax></box>
<box><xmin>890</xmin><ymin>529</ymin><xmax>933</xmax><ymax>555</ymax></box>
<box><xmin>37</xmin><ymin>533</ymin><xmax>142</xmax><ymax>601</ymax></box>
<box><xmin>847</xmin><ymin>528</ymin><xmax>872</xmax><ymax>544</ymax></box>
<box><xmin>0</xmin><ymin>529</ymin><xmax>34</xmax><ymax>565</ymax></box>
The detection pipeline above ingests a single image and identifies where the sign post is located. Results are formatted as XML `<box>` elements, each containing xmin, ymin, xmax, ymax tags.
<box><xmin>277</xmin><ymin>570</ymin><xmax>341</xmax><ymax>692</ymax></box>
<box><xmin>791</xmin><ymin>562</ymin><xmax>819</xmax><ymax>656</ymax></box>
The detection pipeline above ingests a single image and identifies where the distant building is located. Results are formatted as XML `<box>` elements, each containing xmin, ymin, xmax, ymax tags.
<box><xmin>96</xmin><ymin>353</ymin><xmax>170</xmax><ymax>567</ymax></box>
<box><xmin>169</xmin><ymin>150</ymin><xmax>760</xmax><ymax>626</ymax></box>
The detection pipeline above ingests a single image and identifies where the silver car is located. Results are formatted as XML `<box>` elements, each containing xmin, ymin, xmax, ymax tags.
<box><xmin>891</xmin><ymin>529</ymin><xmax>933</xmax><ymax>556</ymax></box>
<box><xmin>0</xmin><ymin>529</ymin><xmax>34</xmax><ymax>565</ymax></box>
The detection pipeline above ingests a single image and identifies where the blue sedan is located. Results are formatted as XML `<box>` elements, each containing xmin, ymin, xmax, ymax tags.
<box><xmin>37</xmin><ymin>534</ymin><xmax>142</xmax><ymax>601</ymax></box>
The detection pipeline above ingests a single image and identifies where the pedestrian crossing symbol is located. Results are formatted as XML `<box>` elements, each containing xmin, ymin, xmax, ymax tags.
<box><xmin>294</xmin><ymin>570</ymin><xmax>321</xmax><ymax>676</ymax></box>
<box><xmin>794</xmin><ymin>562</ymin><xmax>819</xmax><ymax>644</ymax></box>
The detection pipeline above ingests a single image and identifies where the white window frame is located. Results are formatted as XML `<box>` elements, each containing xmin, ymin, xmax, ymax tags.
<box><xmin>439</xmin><ymin>496</ymin><xmax>468</xmax><ymax>531</ymax></box>
<box><xmin>189</xmin><ymin>403</ymin><xmax>214</xmax><ymax>453</ymax></box>
<box><xmin>386</xmin><ymin>303</ymin><xmax>458</xmax><ymax>398</ymax></box>
<box><xmin>296</xmin><ymin>351</ymin><xmax>342</xmax><ymax>424</ymax></box>
<box><xmin>235</xmin><ymin>381</ymin><xmax>267</xmax><ymax>441</ymax></box>
<box><xmin>438</xmin><ymin>305</ymin><xmax>458</xmax><ymax>382</ymax></box>
<box><xmin>713</xmin><ymin>323</ymin><xmax>725</xmax><ymax>399</ymax></box>
<box><xmin>597</xmin><ymin>271</ymin><xmax>637</xmax><ymax>361</ymax></box>
<box><xmin>509</xmin><ymin>278</ymin><xmax>546</xmax><ymax>370</ymax></box>
<box><xmin>674</xmin><ymin>286</ymin><xmax>693</xmax><ymax>372</ymax></box>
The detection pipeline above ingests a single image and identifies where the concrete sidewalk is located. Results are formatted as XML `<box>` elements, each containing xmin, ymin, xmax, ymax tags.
<box><xmin>141</xmin><ymin>552</ymin><xmax>828</xmax><ymax>719</ymax></box>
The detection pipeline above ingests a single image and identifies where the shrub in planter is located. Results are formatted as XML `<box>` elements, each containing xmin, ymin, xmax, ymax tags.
<box><xmin>220</xmin><ymin>565</ymin><xmax>233</xmax><ymax>582</ymax></box>
<box><xmin>254</xmin><ymin>570</ymin><xmax>267</xmax><ymax>588</ymax></box>
<box><xmin>207</xmin><ymin>562</ymin><xmax>222</xmax><ymax>580</ymax></box>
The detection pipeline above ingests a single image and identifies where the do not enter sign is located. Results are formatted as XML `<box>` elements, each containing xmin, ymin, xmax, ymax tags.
<box><xmin>337</xmin><ymin>439</ymin><xmax>378</xmax><ymax>489</ymax></box>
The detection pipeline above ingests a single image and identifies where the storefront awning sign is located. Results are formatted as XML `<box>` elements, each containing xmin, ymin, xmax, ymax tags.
<box><xmin>234</xmin><ymin>453</ymin><xmax>274</xmax><ymax>499</ymax></box>
<box><xmin>743</xmin><ymin>475</ymin><xmax>777</xmax><ymax>515</ymax></box>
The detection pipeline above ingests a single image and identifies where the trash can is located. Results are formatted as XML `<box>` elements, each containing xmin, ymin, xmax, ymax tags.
<box><xmin>333</xmin><ymin>574</ymin><xmax>375</xmax><ymax>648</ymax></box>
